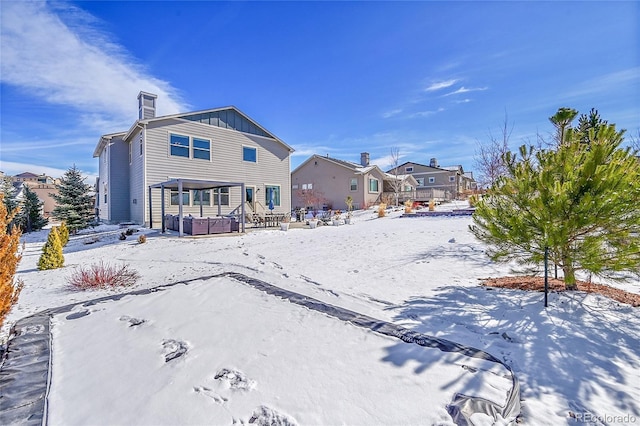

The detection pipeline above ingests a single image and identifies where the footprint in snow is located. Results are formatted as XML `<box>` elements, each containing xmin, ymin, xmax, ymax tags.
<box><xmin>66</xmin><ymin>310</ymin><xmax>90</xmax><ymax>320</ymax></box>
<box><xmin>119</xmin><ymin>315</ymin><xmax>146</xmax><ymax>327</ymax></box>
<box><xmin>249</xmin><ymin>405</ymin><xmax>298</xmax><ymax>426</ymax></box>
<box><xmin>215</xmin><ymin>368</ymin><xmax>256</xmax><ymax>391</ymax></box>
<box><xmin>194</xmin><ymin>386</ymin><xmax>228</xmax><ymax>404</ymax></box>
<box><xmin>162</xmin><ymin>339</ymin><xmax>188</xmax><ymax>362</ymax></box>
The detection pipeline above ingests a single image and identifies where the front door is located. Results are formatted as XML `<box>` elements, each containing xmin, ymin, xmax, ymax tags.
<box><xmin>246</xmin><ymin>186</ymin><xmax>255</xmax><ymax>212</ymax></box>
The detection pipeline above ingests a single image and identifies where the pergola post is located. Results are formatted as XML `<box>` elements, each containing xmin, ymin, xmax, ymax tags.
<box><xmin>178</xmin><ymin>179</ymin><xmax>184</xmax><ymax>237</ymax></box>
<box><xmin>161</xmin><ymin>185</ymin><xmax>166</xmax><ymax>233</ymax></box>
<box><xmin>241</xmin><ymin>183</ymin><xmax>246</xmax><ymax>233</ymax></box>
<box><xmin>148</xmin><ymin>186</ymin><xmax>153</xmax><ymax>229</ymax></box>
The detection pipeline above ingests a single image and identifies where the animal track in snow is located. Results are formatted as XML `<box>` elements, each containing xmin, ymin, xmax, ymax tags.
<box><xmin>162</xmin><ymin>339</ymin><xmax>188</xmax><ymax>362</ymax></box>
<box><xmin>214</xmin><ymin>368</ymin><xmax>256</xmax><ymax>391</ymax></box>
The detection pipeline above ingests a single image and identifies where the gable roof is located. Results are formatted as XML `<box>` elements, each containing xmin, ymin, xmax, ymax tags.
<box><xmin>93</xmin><ymin>131</ymin><xmax>128</xmax><ymax>158</ymax></box>
<box><xmin>14</xmin><ymin>172</ymin><xmax>40</xmax><ymax>179</ymax></box>
<box><xmin>292</xmin><ymin>154</ymin><xmax>384</xmax><ymax>176</ymax></box>
<box><xmin>95</xmin><ymin>106</ymin><xmax>293</xmax><ymax>157</ymax></box>
<box><xmin>126</xmin><ymin>106</ymin><xmax>291</xmax><ymax>149</ymax></box>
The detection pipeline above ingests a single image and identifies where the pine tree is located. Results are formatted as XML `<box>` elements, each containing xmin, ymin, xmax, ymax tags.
<box><xmin>471</xmin><ymin>110</ymin><xmax>640</xmax><ymax>290</ymax></box>
<box><xmin>0</xmin><ymin>176</ymin><xmax>19</xmax><ymax>231</ymax></box>
<box><xmin>38</xmin><ymin>227</ymin><xmax>64</xmax><ymax>270</ymax></box>
<box><xmin>58</xmin><ymin>221</ymin><xmax>70</xmax><ymax>247</ymax></box>
<box><xmin>51</xmin><ymin>165</ymin><xmax>95</xmax><ymax>234</ymax></box>
<box><xmin>0</xmin><ymin>193</ymin><xmax>23</xmax><ymax>329</ymax></box>
<box><xmin>15</xmin><ymin>185</ymin><xmax>48</xmax><ymax>233</ymax></box>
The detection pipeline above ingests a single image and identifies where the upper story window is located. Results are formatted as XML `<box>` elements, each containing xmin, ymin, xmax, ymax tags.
<box><xmin>449</xmin><ymin>176</ymin><xmax>455</xmax><ymax>182</ymax></box>
<box><xmin>350</xmin><ymin>178</ymin><xmax>358</xmax><ymax>191</ymax></box>
<box><xmin>213</xmin><ymin>187</ymin><xmax>230</xmax><ymax>206</ymax></box>
<box><xmin>429</xmin><ymin>177</ymin><xmax>435</xmax><ymax>183</ymax></box>
<box><xmin>368</xmin><ymin>178</ymin><xmax>379</xmax><ymax>193</ymax></box>
<box><xmin>170</xmin><ymin>134</ymin><xmax>190</xmax><ymax>158</ymax></box>
<box><xmin>265</xmin><ymin>185</ymin><xmax>281</xmax><ymax>207</ymax></box>
<box><xmin>243</xmin><ymin>146</ymin><xmax>257</xmax><ymax>163</ymax></box>
<box><xmin>302</xmin><ymin>183</ymin><xmax>313</xmax><ymax>190</ymax></box>
<box><xmin>193</xmin><ymin>138</ymin><xmax>211</xmax><ymax>161</ymax></box>
<box><xmin>416</xmin><ymin>177</ymin><xmax>425</xmax><ymax>186</ymax></box>
<box><xmin>169</xmin><ymin>134</ymin><xmax>211</xmax><ymax>160</ymax></box>
<box><xmin>405</xmin><ymin>166</ymin><xmax>414</xmax><ymax>172</ymax></box>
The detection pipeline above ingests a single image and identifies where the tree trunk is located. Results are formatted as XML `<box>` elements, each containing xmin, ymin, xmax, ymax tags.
<box><xmin>562</xmin><ymin>257</ymin><xmax>577</xmax><ymax>290</ymax></box>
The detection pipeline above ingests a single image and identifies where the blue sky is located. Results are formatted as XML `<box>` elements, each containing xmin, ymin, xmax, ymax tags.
<box><xmin>1</xmin><ymin>1</ymin><xmax>638</xmax><ymax>181</ymax></box>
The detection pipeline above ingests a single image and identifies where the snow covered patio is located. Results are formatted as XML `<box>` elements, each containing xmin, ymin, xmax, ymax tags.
<box><xmin>1</xmin><ymin>204</ymin><xmax>639</xmax><ymax>425</ymax></box>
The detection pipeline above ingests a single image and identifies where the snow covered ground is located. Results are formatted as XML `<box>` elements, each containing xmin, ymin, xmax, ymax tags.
<box><xmin>3</xmin><ymin>203</ymin><xmax>639</xmax><ymax>425</ymax></box>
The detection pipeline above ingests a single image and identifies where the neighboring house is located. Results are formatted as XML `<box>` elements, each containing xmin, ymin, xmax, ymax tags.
<box><xmin>388</xmin><ymin>159</ymin><xmax>477</xmax><ymax>200</ymax></box>
<box><xmin>291</xmin><ymin>152</ymin><xmax>416</xmax><ymax>211</ymax></box>
<box><xmin>11</xmin><ymin>172</ymin><xmax>60</xmax><ymax>218</ymax></box>
<box><xmin>94</xmin><ymin>92</ymin><xmax>293</xmax><ymax>226</ymax></box>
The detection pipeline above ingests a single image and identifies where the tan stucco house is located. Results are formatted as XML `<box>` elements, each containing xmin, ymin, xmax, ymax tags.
<box><xmin>291</xmin><ymin>152</ymin><xmax>417</xmax><ymax>211</ymax></box>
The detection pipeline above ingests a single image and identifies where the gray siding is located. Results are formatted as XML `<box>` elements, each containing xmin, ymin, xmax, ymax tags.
<box><xmin>142</xmin><ymin>119</ymin><xmax>290</xmax><ymax>226</ymax></box>
<box><xmin>108</xmin><ymin>136</ymin><xmax>130</xmax><ymax>223</ymax></box>
<box><xmin>130</xmin><ymin>130</ymin><xmax>145</xmax><ymax>224</ymax></box>
<box><xmin>97</xmin><ymin>146</ymin><xmax>109</xmax><ymax>222</ymax></box>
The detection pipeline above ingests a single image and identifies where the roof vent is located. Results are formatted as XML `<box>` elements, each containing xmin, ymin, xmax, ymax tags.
<box><xmin>430</xmin><ymin>157</ymin><xmax>439</xmax><ymax>168</ymax></box>
<box><xmin>138</xmin><ymin>92</ymin><xmax>157</xmax><ymax>120</ymax></box>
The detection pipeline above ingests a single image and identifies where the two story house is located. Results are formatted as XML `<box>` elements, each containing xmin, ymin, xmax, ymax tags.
<box><xmin>388</xmin><ymin>159</ymin><xmax>476</xmax><ymax>201</ymax></box>
<box><xmin>94</xmin><ymin>92</ymin><xmax>293</xmax><ymax>228</ymax></box>
<box><xmin>11</xmin><ymin>172</ymin><xmax>60</xmax><ymax>218</ymax></box>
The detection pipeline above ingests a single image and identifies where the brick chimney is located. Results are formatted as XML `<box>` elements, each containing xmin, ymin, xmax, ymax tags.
<box><xmin>360</xmin><ymin>152</ymin><xmax>370</xmax><ymax>167</ymax></box>
<box><xmin>138</xmin><ymin>92</ymin><xmax>157</xmax><ymax>120</ymax></box>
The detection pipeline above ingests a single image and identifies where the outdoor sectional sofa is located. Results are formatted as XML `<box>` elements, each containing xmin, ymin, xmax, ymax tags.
<box><xmin>163</xmin><ymin>214</ymin><xmax>239</xmax><ymax>235</ymax></box>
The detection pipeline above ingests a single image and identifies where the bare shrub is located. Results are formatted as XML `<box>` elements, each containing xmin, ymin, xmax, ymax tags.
<box><xmin>137</xmin><ymin>234</ymin><xmax>147</xmax><ymax>244</ymax></box>
<box><xmin>69</xmin><ymin>261</ymin><xmax>140</xmax><ymax>290</ymax></box>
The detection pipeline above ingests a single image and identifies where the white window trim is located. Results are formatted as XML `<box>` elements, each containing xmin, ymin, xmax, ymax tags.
<box><xmin>429</xmin><ymin>177</ymin><xmax>436</xmax><ymax>184</ymax></box>
<box><xmin>264</xmin><ymin>184</ymin><xmax>282</xmax><ymax>207</ymax></box>
<box><xmin>350</xmin><ymin>178</ymin><xmax>358</xmax><ymax>191</ymax></box>
<box><xmin>368</xmin><ymin>178</ymin><xmax>380</xmax><ymax>193</ymax></box>
<box><xmin>213</xmin><ymin>187</ymin><xmax>230</xmax><ymax>206</ymax></box>
<box><xmin>169</xmin><ymin>133</ymin><xmax>190</xmax><ymax>158</ymax></box>
<box><xmin>192</xmin><ymin>137</ymin><xmax>212</xmax><ymax>161</ymax></box>
<box><xmin>242</xmin><ymin>145</ymin><xmax>258</xmax><ymax>163</ymax></box>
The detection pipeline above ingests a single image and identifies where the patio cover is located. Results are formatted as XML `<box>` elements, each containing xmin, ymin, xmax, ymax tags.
<box><xmin>148</xmin><ymin>178</ymin><xmax>246</xmax><ymax>236</ymax></box>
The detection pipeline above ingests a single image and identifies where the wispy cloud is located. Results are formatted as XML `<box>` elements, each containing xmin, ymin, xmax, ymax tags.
<box><xmin>409</xmin><ymin>108</ymin><xmax>445</xmax><ymax>118</ymax></box>
<box><xmin>425</xmin><ymin>79</ymin><xmax>458</xmax><ymax>92</ymax></box>
<box><xmin>0</xmin><ymin>1</ymin><xmax>188</xmax><ymax>130</ymax></box>
<box><xmin>443</xmin><ymin>86</ymin><xmax>488</xmax><ymax>97</ymax></box>
<box><xmin>563</xmin><ymin>67</ymin><xmax>640</xmax><ymax>99</ymax></box>
<box><xmin>382</xmin><ymin>109</ymin><xmax>403</xmax><ymax>119</ymax></box>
